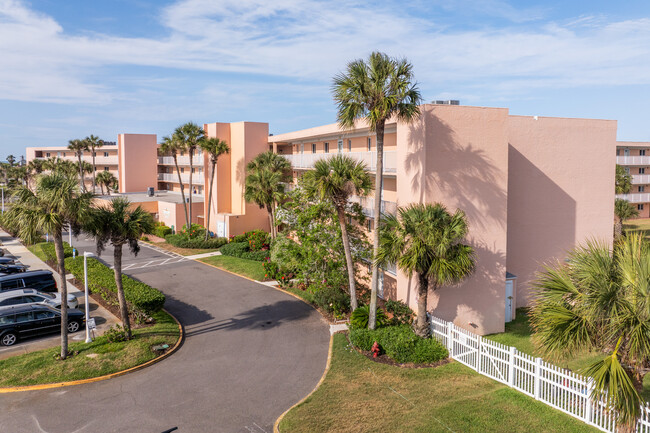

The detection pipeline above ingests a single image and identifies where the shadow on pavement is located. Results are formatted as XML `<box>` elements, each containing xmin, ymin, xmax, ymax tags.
<box><xmin>164</xmin><ymin>294</ymin><xmax>214</xmax><ymax>326</ymax></box>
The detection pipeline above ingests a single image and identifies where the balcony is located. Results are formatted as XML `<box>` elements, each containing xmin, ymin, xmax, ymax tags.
<box><xmin>617</xmin><ymin>156</ymin><xmax>650</xmax><ymax>165</ymax></box>
<box><xmin>157</xmin><ymin>172</ymin><xmax>204</xmax><ymax>185</ymax></box>
<box><xmin>348</xmin><ymin>195</ymin><xmax>397</xmax><ymax>217</ymax></box>
<box><xmin>631</xmin><ymin>174</ymin><xmax>650</xmax><ymax>184</ymax></box>
<box><xmin>283</xmin><ymin>151</ymin><xmax>396</xmax><ymax>173</ymax></box>
<box><xmin>158</xmin><ymin>155</ymin><xmax>203</xmax><ymax>166</ymax></box>
<box><xmin>617</xmin><ymin>193</ymin><xmax>650</xmax><ymax>203</ymax></box>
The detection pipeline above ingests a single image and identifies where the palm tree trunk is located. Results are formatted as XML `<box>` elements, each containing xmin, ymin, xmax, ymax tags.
<box><xmin>205</xmin><ymin>160</ymin><xmax>216</xmax><ymax>241</ymax></box>
<box><xmin>53</xmin><ymin>231</ymin><xmax>69</xmax><ymax>359</ymax></box>
<box><xmin>91</xmin><ymin>148</ymin><xmax>96</xmax><ymax>193</ymax></box>
<box><xmin>99</xmin><ymin>182</ymin><xmax>104</xmax><ymax>196</ymax></box>
<box><xmin>173</xmin><ymin>156</ymin><xmax>190</xmax><ymax>231</ymax></box>
<box><xmin>188</xmin><ymin>149</ymin><xmax>193</xmax><ymax>228</ymax></box>
<box><xmin>415</xmin><ymin>273</ymin><xmax>431</xmax><ymax>338</ymax></box>
<box><xmin>267</xmin><ymin>204</ymin><xmax>275</xmax><ymax>238</ymax></box>
<box><xmin>113</xmin><ymin>243</ymin><xmax>132</xmax><ymax>339</ymax></box>
<box><xmin>77</xmin><ymin>154</ymin><xmax>85</xmax><ymax>192</ymax></box>
<box><xmin>336</xmin><ymin>206</ymin><xmax>358</xmax><ymax>310</ymax></box>
<box><xmin>368</xmin><ymin>120</ymin><xmax>385</xmax><ymax>330</ymax></box>
<box><xmin>614</xmin><ymin>216</ymin><xmax>623</xmax><ymax>239</ymax></box>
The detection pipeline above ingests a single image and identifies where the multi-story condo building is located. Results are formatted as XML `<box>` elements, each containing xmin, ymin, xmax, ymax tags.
<box><xmin>616</xmin><ymin>142</ymin><xmax>650</xmax><ymax>218</ymax></box>
<box><xmin>25</xmin><ymin>104</ymin><xmax>618</xmax><ymax>335</ymax></box>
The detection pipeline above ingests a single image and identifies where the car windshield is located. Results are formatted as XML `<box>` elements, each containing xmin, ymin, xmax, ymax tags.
<box><xmin>37</xmin><ymin>292</ymin><xmax>55</xmax><ymax>299</ymax></box>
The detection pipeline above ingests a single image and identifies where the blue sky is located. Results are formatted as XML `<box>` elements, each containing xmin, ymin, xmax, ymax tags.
<box><xmin>2</xmin><ymin>0</ymin><xmax>650</xmax><ymax>158</ymax></box>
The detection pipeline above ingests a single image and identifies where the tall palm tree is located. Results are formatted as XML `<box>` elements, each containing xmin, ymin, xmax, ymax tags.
<box><xmin>303</xmin><ymin>155</ymin><xmax>372</xmax><ymax>311</ymax></box>
<box><xmin>67</xmin><ymin>138</ymin><xmax>89</xmax><ymax>192</ymax></box>
<box><xmin>376</xmin><ymin>203</ymin><xmax>475</xmax><ymax>337</ymax></box>
<box><xmin>333</xmin><ymin>52</ymin><xmax>422</xmax><ymax>329</ymax></box>
<box><xmin>4</xmin><ymin>172</ymin><xmax>92</xmax><ymax>359</ymax></box>
<box><xmin>531</xmin><ymin>233</ymin><xmax>650</xmax><ymax>432</ymax></box>
<box><xmin>614</xmin><ymin>198</ymin><xmax>639</xmax><ymax>238</ymax></box>
<box><xmin>173</xmin><ymin>122</ymin><xmax>205</xmax><ymax>228</ymax></box>
<box><xmin>85</xmin><ymin>135</ymin><xmax>104</xmax><ymax>193</ymax></box>
<box><xmin>6</xmin><ymin>155</ymin><xmax>15</xmax><ymax>166</ymax></box>
<box><xmin>86</xmin><ymin>197</ymin><xmax>154</xmax><ymax>339</ymax></box>
<box><xmin>159</xmin><ymin>135</ymin><xmax>190</xmax><ymax>230</ymax></box>
<box><xmin>96</xmin><ymin>170</ymin><xmax>118</xmax><ymax>196</ymax></box>
<box><xmin>199</xmin><ymin>137</ymin><xmax>230</xmax><ymax>240</ymax></box>
<box><xmin>616</xmin><ymin>165</ymin><xmax>633</xmax><ymax>195</ymax></box>
<box><xmin>244</xmin><ymin>151</ymin><xmax>292</xmax><ymax>238</ymax></box>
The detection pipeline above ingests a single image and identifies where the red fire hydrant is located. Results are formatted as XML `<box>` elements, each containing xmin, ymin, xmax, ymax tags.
<box><xmin>371</xmin><ymin>341</ymin><xmax>380</xmax><ymax>358</ymax></box>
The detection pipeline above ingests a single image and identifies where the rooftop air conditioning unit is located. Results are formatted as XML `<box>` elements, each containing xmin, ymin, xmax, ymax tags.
<box><xmin>147</xmin><ymin>187</ymin><xmax>154</xmax><ymax>197</ymax></box>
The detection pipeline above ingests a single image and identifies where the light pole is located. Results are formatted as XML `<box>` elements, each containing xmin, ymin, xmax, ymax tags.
<box><xmin>1</xmin><ymin>186</ymin><xmax>4</xmax><ymax>214</ymax></box>
<box><xmin>68</xmin><ymin>223</ymin><xmax>72</xmax><ymax>247</ymax></box>
<box><xmin>83</xmin><ymin>251</ymin><xmax>94</xmax><ymax>343</ymax></box>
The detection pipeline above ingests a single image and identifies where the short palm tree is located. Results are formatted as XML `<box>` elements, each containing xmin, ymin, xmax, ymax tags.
<box><xmin>616</xmin><ymin>165</ymin><xmax>632</xmax><ymax>195</ymax></box>
<box><xmin>67</xmin><ymin>138</ymin><xmax>89</xmax><ymax>192</ymax></box>
<box><xmin>86</xmin><ymin>197</ymin><xmax>154</xmax><ymax>339</ymax></box>
<box><xmin>4</xmin><ymin>172</ymin><xmax>92</xmax><ymax>359</ymax></box>
<box><xmin>303</xmin><ymin>155</ymin><xmax>372</xmax><ymax>311</ymax></box>
<box><xmin>6</xmin><ymin>155</ymin><xmax>16</xmax><ymax>166</ymax></box>
<box><xmin>614</xmin><ymin>198</ymin><xmax>639</xmax><ymax>238</ymax></box>
<box><xmin>84</xmin><ymin>135</ymin><xmax>104</xmax><ymax>193</ymax></box>
<box><xmin>173</xmin><ymin>122</ymin><xmax>205</xmax><ymax>227</ymax></box>
<box><xmin>96</xmin><ymin>170</ymin><xmax>118</xmax><ymax>195</ymax></box>
<box><xmin>333</xmin><ymin>52</ymin><xmax>422</xmax><ymax>329</ymax></box>
<box><xmin>531</xmin><ymin>233</ymin><xmax>650</xmax><ymax>432</ymax></box>
<box><xmin>376</xmin><ymin>203</ymin><xmax>475</xmax><ymax>337</ymax></box>
<box><xmin>159</xmin><ymin>135</ymin><xmax>189</xmax><ymax>229</ymax></box>
<box><xmin>199</xmin><ymin>137</ymin><xmax>229</xmax><ymax>240</ymax></box>
<box><xmin>244</xmin><ymin>151</ymin><xmax>291</xmax><ymax>238</ymax></box>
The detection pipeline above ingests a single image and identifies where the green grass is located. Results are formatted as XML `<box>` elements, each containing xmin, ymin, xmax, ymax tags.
<box><xmin>279</xmin><ymin>333</ymin><xmax>598</xmax><ymax>433</ymax></box>
<box><xmin>0</xmin><ymin>310</ymin><xmax>180</xmax><ymax>387</ymax></box>
<box><xmin>624</xmin><ymin>218</ymin><xmax>650</xmax><ymax>237</ymax></box>
<box><xmin>199</xmin><ymin>255</ymin><xmax>268</xmax><ymax>281</ymax></box>
<box><xmin>27</xmin><ymin>243</ymin><xmax>48</xmax><ymax>263</ymax></box>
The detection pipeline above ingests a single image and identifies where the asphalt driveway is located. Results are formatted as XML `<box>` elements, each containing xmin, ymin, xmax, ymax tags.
<box><xmin>0</xmin><ymin>238</ymin><xmax>330</xmax><ymax>433</ymax></box>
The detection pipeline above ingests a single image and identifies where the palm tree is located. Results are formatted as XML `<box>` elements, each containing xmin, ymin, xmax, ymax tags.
<box><xmin>85</xmin><ymin>135</ymin><xmax>104</xmax><ymax>193</ymax></box>
<box><xmin>616</xmin><ymin>165</ymin><xmax>632</xmax><ymax>195</ymax></box>
<box><xmin>303</xmin><ymin>155</ymin><xmax>372</xmax><ymax>311</ymax></box>
<box><xmin>376</xmin><ymin>203</ymin><xmax>475</xmax><ymax>337</ymax></box>
<box><xmin>199</xmin><ymin>137</ymin><xmax>230</xmax><ymax>240</ymax></box>
<box><xmin>96</xmin><ymin>170</ymin><xmax>118</xmax><ymax>196</ymax></box>
<box><xmin>159</xmin><ymin>135</ymin><xmax>190</xmax><ymax>229</ymax></box>
<box><xmin>244</xmin><ymin>151</ymin><xmax>291</xmax><ymax>238</ymax></box>
<box><xmin>6</xmin><ymin>155</ymin><xmax>15</xmax><ymax>166</ymax></box>
<box><xmin>173</xmin><ymin>122</ymin><xmax>205</xmax><ymax>228</ymax></box>
<box><xmin>530</xmin><ymin>233</ymin><xmax>650</xmax><ymax>432</ymax></box>
<box><xmin>614</xmin><ymin>198</ymin><xmax>639</xmax><ymax>238</ymax></box>
<box><xmin>67</xmin><ymin>139</ymin><xmax>89</xmax><ymax>192</ymax></box>
<box><xmin>4</xmin><ymin>172</ymin><xmax>92</xmax><ymax>359</ymax></box>
<box><xmin>333</xmin><ymin>52</ymin><xmax>422</xmax><ymax>329</ymax></box>
<box><xmin>86</xmin><ymin>197</ymin><xmax>154</xmax><ymax>339</ymax></box>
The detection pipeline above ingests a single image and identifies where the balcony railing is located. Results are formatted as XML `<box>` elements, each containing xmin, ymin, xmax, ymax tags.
<box><xmin>631</xmin><ymin>174</ymin><xmax>650</xmax><ymax>184</ymax></box>
<box><xmin>617</xmin><ymin>156</ymin><xmax>650</xmax><ymax>165</ymax></box>
<box><xmin>617</xmin><ymin>193</ymin><xmax>650</xmax><ymax>203</ymax></box>
<box><xmin>348</xmin><ymin>195</ymin><xmax>397</xmax><ymax>217</ymax></box>
<box><xmin>283</xmin><ymin>151</ymin><xmax>396</xmax><ymax>173</ymax></box>
<box><xmin>158</xmin><ymin>155</ymin><xmax>203</xmax><ymax>166</ymax></box>
<box><xmin>157</xmin><ymin>172</ymin><xmax>204</xmax><ymax>185</ymax></box>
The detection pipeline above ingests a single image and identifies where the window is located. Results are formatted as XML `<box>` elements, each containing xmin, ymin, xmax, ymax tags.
<box><xmin>367</xmin><ymin>137</ymin><xmax>372</xmax><ymax>151</ymax></box>
<box><xmin>104</xmin><ymin>167</ymin><xmax>109</xmax><ymax>171</ymax></box>
<box><xmin>181</xmin><ymin>168</ymin><xmax>184</xmax><ymax>173</ymax></box>
<box><xmin>324</xmin><ymin>142</ymin><xmax>329</xmax><ymax>153</ymax></box>
<box><xmin>63</xmin><ymin>152</ymin><xmax>66</xmax><ymax>157</ymax></box>
<box><xmin>192</xmin><ymin>168</ymin><xmax>195</xmax><ymax>174</ymax></box>
<box><xmin>640</xmin><ymin>186</ymin><xmax>646</xmax><ymax>193</ymax></box>
<box><xmin>311</xmin><ymin>143</ymin><xmax>316</xmax><ymax>154</ymax></box>
<box><xmin>45</xmin><ymin>152</ymin><xmax>50</xmax><ymax>157</ymax></box>
<box><xmin>624</xmin><ymin>149</ymin><xmax>630</xmax><ymax>156</ymax></box>
<box><xmin>639</xmin><ymin>204</ymin><xmax>645</xmax><ymax>211</ymax></box>
<box><xmin>338</xmin><ymin>140</ymin><xmax>343</xmax><ymax>153</ymax></box>
<box><xmin>641</xmin><ymin>168</ymin><xmax>646</xmax><ymax>174</ymax></box>
<box><xmin>0</xmin><ymin>314</ymin><xmax>15</xmax><ymax>324</ymax></box>
<box><xmin>642</xmin><ymin>150</ymin><xmax>647</xmax><ymax>156</ymax></box>
<box><xmin>104</xmin><ymin>152</ymin><xmax>109</xmax><ymax>157</ymax></box>
<box><xmin>348</xmin><ymin>139</ymin><xmax>352</xmax><ymax>152</ymax></box>
<box><xmin>35</xmin><ymin>311</ymin><xmax>55</xmax><ymax>319</ymax></box>
<box><xmin>15</xmin><ymin>312</ymin><xmax>33</xmax><ymax>323</ymax></box>
<box><xmin>366</xmin><ymin>220</ymin><xmax>372</xmax><ymax>231</ymax></box>
<box><xmin>617</xmin><ymin>149</ymin><xmax>621</xmax><ymax>156</ymax></box>
<box><xmin>0</xmin><ymin>280</ymin><xmax>23</xmax><ymax>290</ymax></box>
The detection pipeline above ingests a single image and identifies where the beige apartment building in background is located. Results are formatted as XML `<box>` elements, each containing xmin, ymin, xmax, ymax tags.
<box><xmin>616</xmin><ymin>142</ymin><xmax>650</xmax><ymax>218</ymax></box>
<box><xmin>26</xmin><ymin>103</ymin><xmax>619</xmax><ymax>335</ymax></box>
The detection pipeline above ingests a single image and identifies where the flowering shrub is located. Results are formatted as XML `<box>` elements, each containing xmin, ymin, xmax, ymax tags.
<box><xmin>178</xmin><ymin>223</ymin><xmax>206</xmax><ymax>239</ymax></box>
<box><xmin>263</xmin><ymin>258</ymin><xmax>293</xmax><ymax>286</ymax></box>
<box><xmin>245</xmin><ymin>230</ymin><xmax>270</xmax><ymax>251</ymax></box>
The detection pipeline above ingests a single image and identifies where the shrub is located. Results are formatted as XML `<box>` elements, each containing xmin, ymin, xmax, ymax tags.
<box><xmin>231</xmin><ymin>234</ymin><xmax>247</xmax><ymax>243</ymax></box>
<box><xmin>165</xmin><ymin>234</ymin><xmax>227</xmax><ymax>249</ymax></box>
<box><xmin>350</xmin><ymin>305</ymin><xmax>388</xmax><ymax>329</ymax></box>
<box><xmin>220</xmin><ymin>241</ymin><xmax>270</xmax><ymax>262</ymax></box>
<box><xmin>104</xmin><ymin>324</ymin><xmax>128</xmax><ymax>342</ymax></box>
<box><xmin>39</xmin><ymin>242</ymin><xmax>73</xmax><ymax>265</ymax></box>
<box><xmin>245</xmin><ymin>230</ymin><xmax>270</xmax><ymax>251</ymax></box>
<box><xmin>65</xmin><ymin>256</ymin><xmax>165</xmax><ymax>321</ymax></box>
<box><xmin>154</xmin><ymin>223</ymin><xmax>172</xmax><ymax>238</ymax></box>
<box><xmin>349</xmin><ymin>325</ymin><xmax>448</xmax><ymax>364</ymax></box>
<box><xmin>312</xmin><ymin>284</ymin><xmax>350</xmax><ymax>318</ymax></box>
<box><xmin>385</xmin><ymin>299</ymin><xmax>414</xmax><ymax>326</ymax></box>
<box><xmin>179</xmin><ymin>223</ymin><xmax>206</xmax><ymax>239</ymax></box>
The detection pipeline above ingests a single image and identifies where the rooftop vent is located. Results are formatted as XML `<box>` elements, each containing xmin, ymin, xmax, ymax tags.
<box><xmin>432</xmin><ymin>100</ymin><xmax>460</xmax><ymax>105</ymax></box>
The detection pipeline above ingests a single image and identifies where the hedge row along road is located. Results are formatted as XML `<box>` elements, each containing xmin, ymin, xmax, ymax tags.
<box><xmin>0</xmin><ymin>236</ymin><xmax>330</xmax><ymax>433</ymax></box>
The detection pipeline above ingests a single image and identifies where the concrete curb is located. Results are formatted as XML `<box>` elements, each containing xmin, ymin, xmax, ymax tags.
<box><xmin>0</xmin><ymin>308</ymin><xmax>184</xmax><ymax>394</ymax></box>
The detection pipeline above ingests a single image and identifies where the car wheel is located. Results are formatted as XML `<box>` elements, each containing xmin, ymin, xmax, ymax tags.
<box><xmin>1</xmin><ymin>332</ymin><xmax>17</xmax><ymax>346</ymax></box>
<box><xmin>67</xmin><ymin>321</ymin><xmax>81</xmax><ymax>333</ymax></box>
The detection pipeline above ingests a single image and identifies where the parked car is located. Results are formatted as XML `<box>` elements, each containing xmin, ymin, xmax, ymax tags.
<box><xmin>0</xmin><ymin>264</ymin><xmax>28</xmax><ymax>275</ymax></box>
<box><xmin>0</xmin><ymin>270</ymin><xmax>57</xmax><ymax>293</ymax></box>
<box><xmin>0</xmin><ymin>304</ymin><xmax>85</xmax><ymax>346</ymax></box>
<box><xmin>0</xmin><ymin>257</ymin><xmax>15</xmax><ymax>265</ymax></box>
<box><xmin>0</xmin><ymin>289</ymin><xmax>78</xmax><ymax>309</ymax></box>
<box><xmin>0</xmin><ymin>249</ymin><xmax>5</xmax><ymax>257</ymax></box>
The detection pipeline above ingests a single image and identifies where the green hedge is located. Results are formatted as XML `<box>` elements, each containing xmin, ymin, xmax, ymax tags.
<box><xmin>154</xmin><ymin>225</ymin><xmax>172</xmax><ymax>238</ymax></box>
<box><xmin>65</xmin><ymin>256</ymin><xmax>165</xmax><ymax>319</ymax></box>
<box><xmin>165</xmin><ymin>234</ymin><xmax>228</xmax><ymax>249</ymax></box>
<box><xmin>38</xmin><ymin>242</ymin><xmax>74</xmax><ymax>265</ymax></box>
<box><xmin>220</xmin><ymin>241</ymin><xmax>269</xmax><ymax>262</ymax></box>
<box><xmin>349</xmin><ymin>325</ymin><xmax>448</xmax><ymax>364</ymax></box>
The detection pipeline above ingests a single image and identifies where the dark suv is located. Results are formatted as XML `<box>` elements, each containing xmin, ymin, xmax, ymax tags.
<box><xmin>0</xmin><ymin>270</ymin><xmax>57</xmax><ymax>293</ymax></box>
<box><xmin>0</xmin><ymin>304</ymin><xmax>85</xmax><ymax>346</ymax></box>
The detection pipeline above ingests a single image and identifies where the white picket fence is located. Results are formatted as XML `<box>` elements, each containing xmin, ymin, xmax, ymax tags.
<box><xmin>429</xmin><ymin>315</ymin><xmax>650</xmax><ymax>432</ymax></box>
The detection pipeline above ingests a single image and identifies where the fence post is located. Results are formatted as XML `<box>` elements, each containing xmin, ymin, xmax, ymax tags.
<box><xmin>447</xmin><ymin>322</ymin><xmax>454</xmax><ymax>358</ymax></box>
<box><xmin>534</xmin><ymin>357</ymin><xmax>542</xmax><ymax>400</ymax></box>
<box><xmin>508</xmin><ymin>347</ymin><xmax>516</xmax><ymax>387</ymax></box>
<box><xmin>584</xmin><ymin>378</ymin><xmax>593</xmax><ymax>424</ymax></box>
<box><xmin>476</xmin><ymin>335</ymin><xmax>482</xmax><ymax>373</ymax></box>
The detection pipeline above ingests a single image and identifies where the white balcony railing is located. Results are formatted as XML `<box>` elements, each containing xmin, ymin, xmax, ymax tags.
<box><xmin>158</xmin><ymin>154</ymin><xmax>204</xmax><ymax>166</ymax></box>
<box><xmin>617</xmin><ymin>155</ymin><xmax>650</xmax><ymax>165</ymax></box>
<box><xmin>617</xmin><ymin>193</ymin><xmax>650</xmax><ymax>203</ymax></box>
<box><xmin>283</xmin><ymin>151</ymin><xmax>396</xmax><ymax>173</ymax></box>
<box><xmin>631</xmin><ymin>174</ymin><xmax>650</xmax><ymax>184</ymax></box>
<box><xmin>348</xmin><ymin>195</ymin><xmax>397</xmax><ymax>217</ymax></box>
<box><xmin>157</xmin><ymin>172</ymin><xmax>204</xmax><ymax>185</ymax></box>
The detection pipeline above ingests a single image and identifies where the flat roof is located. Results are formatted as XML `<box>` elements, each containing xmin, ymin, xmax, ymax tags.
<box><xmin>96</xmin><ymin>191</ymin><xmax>203</xmax><ymax>204</ymax></box>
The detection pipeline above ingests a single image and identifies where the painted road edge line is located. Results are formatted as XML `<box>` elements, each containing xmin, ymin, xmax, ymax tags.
<box><xmin>0</xmin><ymin>308</ymin><xmax>184</xmax><ymax>394</ymax></box>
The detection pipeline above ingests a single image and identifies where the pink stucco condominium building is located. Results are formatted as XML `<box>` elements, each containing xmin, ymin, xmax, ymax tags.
<box><xmin>616</xmin><ymin>142</ymin><xmax>650</xmax><ymax>218</ymax></box>
<box><xmin>270</xmin><ymin>104</ymin><xmax>616</xmax><ymax>335</ymax></box>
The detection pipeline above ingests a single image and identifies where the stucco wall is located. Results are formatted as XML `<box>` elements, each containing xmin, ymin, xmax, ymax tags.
<box><xmin>118</xmin><ymin>134</ymin><xmax>158</xmax><ymax>193</ymax></box>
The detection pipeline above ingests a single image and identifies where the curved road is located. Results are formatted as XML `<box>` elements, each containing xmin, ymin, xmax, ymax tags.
<box><xmin>0</xmin><ymin>243</ymin><xmax>330</xmax><ymax>433</ymax></box>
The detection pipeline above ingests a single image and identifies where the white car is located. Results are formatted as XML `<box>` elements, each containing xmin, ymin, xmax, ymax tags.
<box><xmin>0</xmin><ymin>288</ymin><xmax>78</xmax><ymax>309</ymax></box>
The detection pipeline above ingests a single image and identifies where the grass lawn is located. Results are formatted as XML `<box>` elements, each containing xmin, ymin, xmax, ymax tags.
<box><xmin>279</xmin><ymin>333</ymin><xmax>598</xmax><ymax>433</ymax></box>
<box><xmin>144</xmin><ymin>240</ymin><xmax>219</xmax><ymax>256</ymax></box>
<box><xmin>624</xmin><ymin>218</ymin><xmax>650</xmax><ymax>237</ymax></box>
<box><xmin>27</xmin><ymin>243</ymin><xmax>48</xmax><ymax>263</ymax></box>
<box><xmin>0</xmin><ymin>310</ymin><xmax>180</xmax><ymax>387</ymax></box>
<box><xmin>199</xmin><ymin>255</ymin><xmax>268</xmax><ymax>281</ymax></box>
